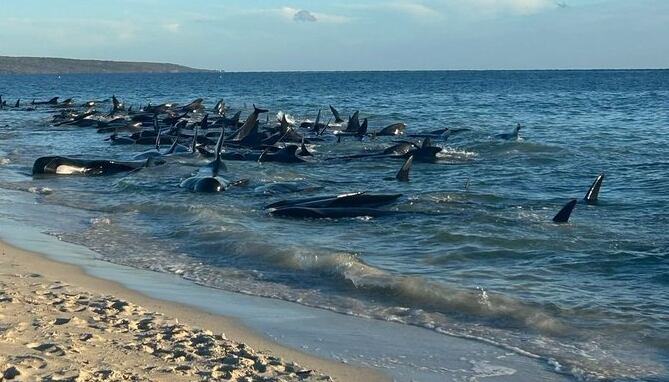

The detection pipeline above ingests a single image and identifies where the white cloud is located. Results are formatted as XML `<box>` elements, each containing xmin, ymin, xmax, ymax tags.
<box><xmin>294</xmin><ymin>10</ymin><xmax>317</xmax><ymax>22</ymax></box>
<box><xmin>389</xmin><ymin>2</ymin><xmax>442</xmax><ymax>18</ymax></box>
<box><xmin>278</xmin><ymin>7</ymin><xmax>350</xmax><ymax>24</ymax></box>
<box><xmin>452</xmin><ymin>0</ymin><xmax>558</xmax><ymax>15</ymax></box>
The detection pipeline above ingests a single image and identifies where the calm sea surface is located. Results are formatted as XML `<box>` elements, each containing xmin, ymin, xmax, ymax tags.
<box><xmin>1</xmin><ymin>70</ymin><xmax>668</xmax><ymax>381</ymax></box>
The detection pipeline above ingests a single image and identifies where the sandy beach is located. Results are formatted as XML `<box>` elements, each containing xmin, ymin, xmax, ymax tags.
<box><xmin>0</xmin><ymin>241</ymin><xmax>386</xmax><ymax>382</ymax></box>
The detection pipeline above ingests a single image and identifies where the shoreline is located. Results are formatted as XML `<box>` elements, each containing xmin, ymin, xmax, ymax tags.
<box><xmin>0</xmin><ymin>218</ymin><xmax>575</xmax><ymax>382</ymax></box>
<box><xmin>0</xmin><ymin>239</ymin><xmax>387</xmax><ymax>382</ymax></box>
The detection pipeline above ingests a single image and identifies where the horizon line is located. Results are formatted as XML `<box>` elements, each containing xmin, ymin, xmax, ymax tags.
<box><xmin>2</xmin><ymin>68</ymin><xmax>668</xmax><ymax>76</ymax></box>
<box><xmin>215</xmin><ymin>67</ymin><xmax>669</xmax><ymax>73</ymax></box>
<box><xmin>2</xmin><ymin>55</ymin><xmax>667</xmax><ymax>73</ymax></box>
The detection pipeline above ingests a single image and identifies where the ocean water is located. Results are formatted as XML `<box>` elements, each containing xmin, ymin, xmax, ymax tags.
<box><xmin>0</xmin><ymin>70</ymin><xmax>668</xmax><ymax>381</ymax></box>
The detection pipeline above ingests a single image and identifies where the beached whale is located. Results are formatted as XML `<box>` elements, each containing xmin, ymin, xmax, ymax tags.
<box><xmin>265</xmin><ymin>192</ymin><xmax>402</xmax><ymax>210</ymax></box>
<box><xmin>270</xmin><ymin>206</ymin><xmax>395</xmax><ymax>218</ymax></box>
<box><xmin>180</xmin><ymin>126</ymin><xmax>243</xmax><ymax>192</ymax></box>
<box><xmin>179</xmin><ymin>159</ymin><xmax>231</xmax><ymax>192</ymax></box>
<box><xmin>267</xmin><ymin>191</ymin><xmax>405</xmax><ymax>219</ymax></box>
<box><xmin>32</xmin><ymin>156</ymin><xmax>162</xmax><ymax>176</ymax></box>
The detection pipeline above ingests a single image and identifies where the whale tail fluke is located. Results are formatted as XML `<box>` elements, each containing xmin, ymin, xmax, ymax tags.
<box><xmin>584</xmin><ymin>173</ymin><xmax>604</xmax><ymax>205</ymax></box>
<box><xmin>553</xmin><ymin>199</ymin><xmax>577</xmax><ymax>223</ymax></box>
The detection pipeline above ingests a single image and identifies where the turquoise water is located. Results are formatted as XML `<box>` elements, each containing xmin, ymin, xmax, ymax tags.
<box><xmin>1</xmin><ymin>70</ymin><xmax>668</xmax><ymax>381</ymax></box>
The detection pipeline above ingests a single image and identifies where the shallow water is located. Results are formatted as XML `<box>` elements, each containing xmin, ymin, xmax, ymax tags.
<box><xmin>1</xmin><ymin>70</ymin><xmax>668</xmax><ymax>381</ymax></box>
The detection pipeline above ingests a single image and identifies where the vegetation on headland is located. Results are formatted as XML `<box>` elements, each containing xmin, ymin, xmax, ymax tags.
<box><xmin>0</xmin><ymin>56</ymin><xmax>213</xmax><ymax>74</ymax></box>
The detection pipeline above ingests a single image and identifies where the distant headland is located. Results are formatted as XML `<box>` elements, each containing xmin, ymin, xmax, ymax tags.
<box><xmin>0</xmin><ymin>56</ymin><xmax>213</xmax><ymax>74</ymax></box>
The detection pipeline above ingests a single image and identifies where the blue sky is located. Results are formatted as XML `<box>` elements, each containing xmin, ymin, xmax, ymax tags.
<box><xmin>0</xmin><ymin>0</ymin><xmax>667</xmax><ymax>71</ymax></box>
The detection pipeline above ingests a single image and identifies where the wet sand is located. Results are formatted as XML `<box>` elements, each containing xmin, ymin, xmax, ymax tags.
<box><xmin>0</xmin><ymin>241</ymin><xmax>387</xmax><ymax>381</ymax></box>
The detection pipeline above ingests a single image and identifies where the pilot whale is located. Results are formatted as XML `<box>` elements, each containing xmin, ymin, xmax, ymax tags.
<box><xmin>180</xmin><ymin>126</ymin><xmax>246</xmax><ymax>192</ymax></box>
<box><xmin>32</xmin><ymin>156</ymin><xmax>162</xmax><ymax>176</ymax></box>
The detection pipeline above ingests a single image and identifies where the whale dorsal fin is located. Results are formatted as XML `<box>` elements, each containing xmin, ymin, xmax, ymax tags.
<box><xmin>358</xmin><ymin>118</ymin><xmax>368</xmax><ymax>137</ymax></box>
<box><xmin>313</xmin><ymin>109</ymin><xmax>322</xmax><ymax>131</ymax></box>
<box><xmin>319</xmin><ymin>117</ymin><xmax>331</xmax><ymax>136</ymax></box>
<box><xmin>584</xmin><ymin>174</ymin><xmax>604</xmax><ymax>205</ymax></box>
<box><xmin>346</xmin><ymin>111</ymin><xmax>360</xmax><ymax>132</ymax></box>
<box><xmin>280</xmin><ymin>114</ymin><xmax>290</xmax><ymax>133</ymax></box>
<box><xmin>396</xmin><ymin>155</ymin><xmax>413</xmax><ymax>182</ymax></box>
<box><xmin>553</xmin><ymin>199</ymin><xmax>577</xmax><ymax>223</ymax></box>
<box><xmin>205</xmin><ymin>126</ymin><xmax>227</xmax><ymax>176</ymax></box>
<box><xmin>329</xmin><ymin>105</ymin><xmax>344</xmax><ymax>123</ymax></box>
<box><xmin>154</xmin><ymin>116</ymin><xmax>161</xmax><ymax>151</ymax></box>
<box><xmin>299</xmin><ymin>137</ymin><xmax>312</xmax><ymax>157</ymax></box>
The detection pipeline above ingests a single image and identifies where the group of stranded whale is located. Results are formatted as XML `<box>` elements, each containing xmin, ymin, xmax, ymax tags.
<box><xmin>1</xmin><ymin>94</ymin><xmax>606</xmax><ymax>223</ymax></box>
